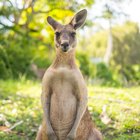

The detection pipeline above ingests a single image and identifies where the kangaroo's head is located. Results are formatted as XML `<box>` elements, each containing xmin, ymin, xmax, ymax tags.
<box><xmin>47</xmin><ymin>9</ymin><xmax>87</xmax><ymax>53</ymax></box>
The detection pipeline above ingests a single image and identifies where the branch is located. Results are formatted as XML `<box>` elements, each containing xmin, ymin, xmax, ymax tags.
<box><xmin>4</xmin><ymin>120</ymin><xmax>23</xmax><ymax>132</ymax></box>
<box><xmin>0</xmin><ymin>22</ymin><xmax>24</xmax><ymax>35</ymax></box>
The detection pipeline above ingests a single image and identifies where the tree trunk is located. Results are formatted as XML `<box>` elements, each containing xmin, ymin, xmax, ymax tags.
<box><xmin>103</xmin><ymin>20</ymin><xmax>113</xmax><ymax>65</ymax></box>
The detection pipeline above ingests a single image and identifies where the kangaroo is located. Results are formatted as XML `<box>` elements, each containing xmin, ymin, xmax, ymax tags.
<box><xmin>36</xmin><ymin>9</ymin><xmax>102</xmax><ymax>140</ymax></box>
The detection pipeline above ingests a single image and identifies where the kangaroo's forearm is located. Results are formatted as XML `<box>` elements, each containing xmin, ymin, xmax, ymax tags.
<box><xmin>41</xmin><ymin>93</ymin><xmax>52</xmax><ymax>130</ymax></box>
<box><xmin>72</xmin><ymin>97</ymin><xmax>88</xmax><ymax>131</ymax></box>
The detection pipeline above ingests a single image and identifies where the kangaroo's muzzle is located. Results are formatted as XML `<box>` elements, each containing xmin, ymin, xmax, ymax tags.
<box><xmin>61</xmin><ymin>42</ymin><xmax>69</xmax><ymax>52</ymax></box>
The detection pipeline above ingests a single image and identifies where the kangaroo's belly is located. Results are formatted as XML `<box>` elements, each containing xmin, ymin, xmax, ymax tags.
<box><xmin>50</xmin><ymin>90</ymin><xmax>77</xmax><ymax>139</ymax></box>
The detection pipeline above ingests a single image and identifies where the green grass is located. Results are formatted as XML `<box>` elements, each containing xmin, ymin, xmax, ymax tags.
<box><xmin>0</xmin><ymin>78</ymin><xmax>42</xmax><ymax>140</ymax></box>
<box><xmin>88</xmin><ymin>86</ymin><xmax>140</xmax><ymax>140</ymax></box>
<box><xmin>0</xmin><ymin>79</ymin><xmax>140</xmax><ymax>140</ymax></box>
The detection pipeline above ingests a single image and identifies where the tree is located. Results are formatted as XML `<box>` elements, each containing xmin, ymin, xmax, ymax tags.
<box><xmin>0</xmin><ymin>0</ymin><xmax>94</xmax><ymax>78</ymax></box>
<box><xmin>92</xmin><ymin>0</ymin><xmax>129</xmax><ymax>65</ymax></box>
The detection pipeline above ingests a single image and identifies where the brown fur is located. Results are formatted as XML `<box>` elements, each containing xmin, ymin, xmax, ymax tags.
<box><xmin>36</xmin><ymin>9</ymin><xmax>102</xmax><ymax>140</ymax></box>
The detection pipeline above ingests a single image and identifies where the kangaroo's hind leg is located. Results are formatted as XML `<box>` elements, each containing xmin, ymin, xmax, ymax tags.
<box><xmin>36</xmin><ymin>125</ymin><xmax>49</xmax><ymax>140</ymax></box>
<box><xmin>36</xmin><ymin>126</ymin><xmax>43</xmax><ymax>140</ymax></box>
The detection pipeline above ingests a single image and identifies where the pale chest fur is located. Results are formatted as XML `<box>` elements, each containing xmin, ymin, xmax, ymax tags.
<box><xmin>48</xmin><ymin>67</ymin><xmax>79</xmax><ymax>139</ymax></box>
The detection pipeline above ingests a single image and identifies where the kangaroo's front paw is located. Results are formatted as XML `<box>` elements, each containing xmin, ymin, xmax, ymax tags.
<box><xmin>66</xmin><ymin>136</ymin><xmax>74</xmax><ymax>140</ymax></box>
<box><xmin>66</xmin><ymin>132</ymin><xmax>76</xmax><ymax>140</ymax></box>
<box><xmin>47</xmin><ymin>132</ymin><xmax>57</xmax><ymax>140</ymax></box>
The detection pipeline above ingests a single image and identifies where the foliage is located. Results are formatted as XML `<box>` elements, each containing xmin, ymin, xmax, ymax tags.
<box><xmin>83</xmin><ymin>21</ymin><xmax>140</xmax><ymax>86</ymax></box>
<box><xmin>95</xmin><ymin>63</ymin><xmax>115</xmax><ymax>86</ymax></box>
<box><xmin>76</xmin><ymin>51</ymin><xmax>91</xmax><ymax>77</ymax></box>
<box><xmin>0</xmin><ymin>79</ymin><xmax>140</xmax><ymax>139</ymax></box>
<box><xmin>112</xmin><ymin>22</ymin><xmax>140</xmax><ymax>85</ymax></box>
<box><xmin>121</xmin><ymin>65</ymin><xmax>140</xmax><ymax>86</ymax></box>
<box><xmin>0</xmin><ymin>0</ymin><xmax>139</xmax><ymax>86</ymax></box>
<box><xmin>96</xmin><ymin>62</ymin><xmax>112</xmax><ymax>80</ymax></box>
<box><xmin>0</xmin><ymin>0</ymin><xmax>94</xmax><ymax>80</ymax></box>
<box><xmin>0</xmin><ymin>46</ymin><xmax>12</xmax><ymax>79</ymax></box>
<box><xmin>112</xmin><ymin>22</ymin><xmax>140</xmax><ymax>66</ymax></box>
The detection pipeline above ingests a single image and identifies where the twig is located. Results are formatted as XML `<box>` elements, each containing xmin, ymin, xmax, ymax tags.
<box><xmin>4</xmin><ymin>120</ymin><xmax>23</xmax><ymax>132</ymax></box>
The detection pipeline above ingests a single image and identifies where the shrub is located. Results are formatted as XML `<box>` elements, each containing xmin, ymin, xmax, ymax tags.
<box><xmin>5</xmin><ymin>45</ymin><xmax>33</xmax><ymax>78</ymax></box>
<box><xmin>0</xmin><ymin>46</ymin><xmax>12</xmax><ymax>79</ymax></box>
<box><xmin>76</xmin><ymin>51</ymin><xmax>91</xmax><ymax>77</ymax></box>
<box><xmin>121</xmin><ymin>65</ymin><xmax>140</xmax><ymax>85</ymax></box>
<box><xmin>96</xmin><ymin>62</ymin><xmax>113</xmax><ymax>80</ymax></box>
<box><xmin>95</xmin><ymin>62</ymin><xmax>120</xmax><ymax>86</ymax></box>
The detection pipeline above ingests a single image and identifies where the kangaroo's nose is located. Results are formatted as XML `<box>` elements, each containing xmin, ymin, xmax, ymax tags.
<box><xmin>61</xmin><ymin>42</ymin><xmax>69</xmax><ymax>52</ymax></box>
<box><xmin>61</xmin><ymin>42</ymin><xmax>69</xmax><ymax>49</ymax></box>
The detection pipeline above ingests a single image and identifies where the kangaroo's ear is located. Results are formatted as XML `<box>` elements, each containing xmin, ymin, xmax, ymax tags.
<box><xmin>70</xmin><ymin>9</ymin><xmax>87</xmax><ymax>30</ymax></box>
<box><xmin>47</xmin><ymin>16</ymin><xmax>60</xmax><ymax>30</ymax></box>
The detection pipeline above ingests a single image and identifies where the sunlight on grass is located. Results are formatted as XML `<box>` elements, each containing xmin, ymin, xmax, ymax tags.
<box><xmin>88</xmin><ymin>86</ymin><xmax>140</xmax><ymax>139</ymax></box>
<box><xmin>0</xmin><ymin>79</ymin><xmax>42</xmax><ymax>140</ymax></box>
<box><xmin>0</xmin><ymin>80</ymin><xmax>140</xmax><ymax>139</ymax></box>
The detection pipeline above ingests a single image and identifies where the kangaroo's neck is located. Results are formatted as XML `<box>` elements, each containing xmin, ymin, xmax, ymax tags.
<box><xmin>52</xmin><ymin>49</ymin><xmax>76</xmax><ymax>69</ymax></box>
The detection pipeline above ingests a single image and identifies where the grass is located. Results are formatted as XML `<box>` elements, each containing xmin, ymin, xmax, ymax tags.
<box><xmin>0</xmin><ymin>78</ymin><xmax>140</xmax><ymax>140</ymax></box>
<box><xmin>88</xmin><ymin>86</ymin><xmax>140</xmax><ymax>140</ymax></box>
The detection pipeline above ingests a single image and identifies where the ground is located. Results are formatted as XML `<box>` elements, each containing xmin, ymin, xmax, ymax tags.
<box><xmin>0</xmin><ymin>78</ymin><xmax>140</xmax><ymax>140</ymax></box>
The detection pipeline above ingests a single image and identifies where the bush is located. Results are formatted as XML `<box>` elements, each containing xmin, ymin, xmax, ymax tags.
<box><xmin>0</xmin><ymin>42</ymin><xmax>53</xmax><ymax>79</ymax></box>
<box><xmin>95</xmin><ymin>62</ymin><xmax>120</xmax><ymax>86</ymax></box>
<box><xmin>32</xmin><ymin>45</ymin><xmax>53</xmax><ymax>68</ymax></box>
<box><xmin>96</xmin><ymin>63</ymin><xmax>113</xmax><ymax>80</ymax></box>
<box><xmin>5</xmin><ymin>45</ymin><xmax>33</xmax><ymax>78</ymax></box>
<box><xmin>0</xmin><ymin>46</ymin><xmax>12</xmax><ymax>79</ymax></box>
<box><xmin>121</xmin><ymin>65</ymin><xmax>140</xmax><ymax>86</ymax></box>
<box><xmin>76</xmin><ymin>51</ymin><xmax>91</xmax><ymax>77</ymax></box>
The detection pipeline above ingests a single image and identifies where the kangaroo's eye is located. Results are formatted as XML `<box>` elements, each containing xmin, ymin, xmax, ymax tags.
<box><xmin>71</xmin><ymin>32</ymin><xmax>76</xmax><ymax>37</ymax></box>
<box><xmin>55</xmin><ymin>32</ymin><xmax>60</xmax><ymax>36</ymax></box>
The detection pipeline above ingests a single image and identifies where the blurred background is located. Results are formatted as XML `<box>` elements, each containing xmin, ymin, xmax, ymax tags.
<box><xmin>0</xmin><ymin>0</ymin><xmax>140</xmax><ymax>86</ymax></box>
<box><xmin>0</xmin><ymin>0</ymin><xmax>140</xmax><ymax>140</ymax></box>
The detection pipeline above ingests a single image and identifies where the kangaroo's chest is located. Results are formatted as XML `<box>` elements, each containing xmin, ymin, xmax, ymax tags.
<box><xmin>50</xmin><ymin>67</ymin><xmax>77</xmax><ymax>113</ymax></box>
<box><xmin>51</xmin><ymin>67</ymin><xmax>76</xmax><ymax>93</ymax></box>
<box><xmin>49</xmin><ymin>67</ymin><xmax>77</xmax><ymax>139</ymax></box>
